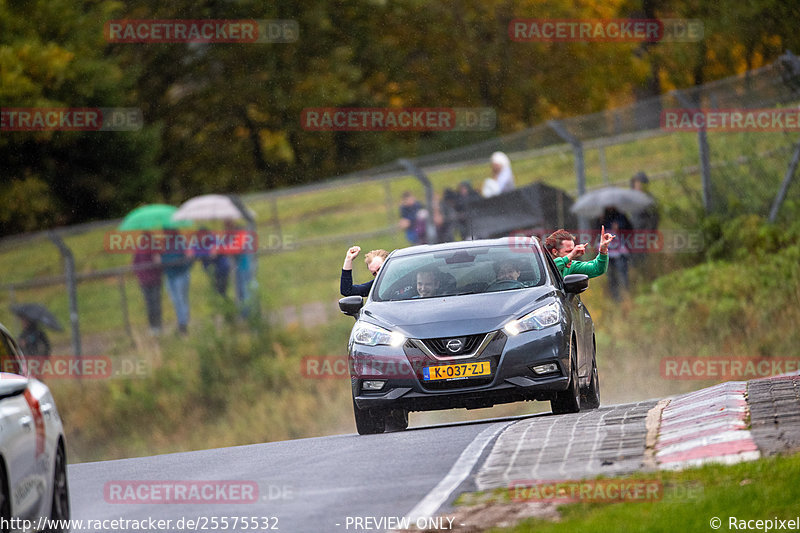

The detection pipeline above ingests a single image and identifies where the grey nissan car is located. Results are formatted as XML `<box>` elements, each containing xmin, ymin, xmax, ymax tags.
<box><xmin>339</xmin><ymin>237</ymin><xmax>600</xmax><ymax>435</ymax></box>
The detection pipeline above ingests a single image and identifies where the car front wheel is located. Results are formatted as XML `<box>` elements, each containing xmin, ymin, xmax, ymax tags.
<box><xmin>580</xmin><ymin>351</ymin><xmax>600</xmax><ymax>410</ymax></box>
<box><xmin>46</xmin><ymin>441</ymin><xmax>70</xmax><ymax>532</ymax></box>
<box><xmin>551</xmin><ymin>343</ymin><xmax>581</xmax><ymax>415</ymax></box>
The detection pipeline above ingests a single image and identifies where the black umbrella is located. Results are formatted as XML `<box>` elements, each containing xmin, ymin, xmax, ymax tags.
<box><xmin>11</xmin><ymin>303</ymin><xmax>64</xmax><ymax>332</ymax></box>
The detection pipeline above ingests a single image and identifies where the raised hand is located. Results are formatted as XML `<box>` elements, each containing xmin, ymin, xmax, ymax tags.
<box><xmin>598</xmin><ymin>225</ymin><xmax>616</xmax><ymax>254</ymax></box>
<box><xmin>343</xmin><ymin>245</ymin><xmax>361</xmax><ymax>269</ymax></box>
<box><xmin>568</xmin><ymin>242</ymin><xmax>588</xmax><ymax>260</ymax></box>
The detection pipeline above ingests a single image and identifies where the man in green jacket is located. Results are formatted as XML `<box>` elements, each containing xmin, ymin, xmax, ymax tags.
<box><xmin>544</xmin><ymin>226</ymin><xmax>616</xmax><ymax>277</ymax></box>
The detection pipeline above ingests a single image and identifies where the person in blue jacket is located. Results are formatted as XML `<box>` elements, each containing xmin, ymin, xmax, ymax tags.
<box><xmin>340</xmin><ymin>246</ymin><xmax>388</xmax><ymax>296</ymax></box>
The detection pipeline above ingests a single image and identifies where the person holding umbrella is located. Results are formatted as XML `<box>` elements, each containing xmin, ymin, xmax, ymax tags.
<box><xmin>192</xmin><ymin>226</ymin><xmax>231</xmax><ymax>298</ymax></box>
<box><xmin>19</xmin><ymin>317</ymin><xmax>51</xmax><ymax>357</ymax></box>
<box><xmin>161</xmin><ymin>227</ymin><xmax>194</xmax><ymax>334</ymax></box>
<box><xmin>629</xmin><ymin>172</ymin><xmax>659</xmax><ymax>231</ymax></box>
<box><xmin>599</xmin><ymin>206</ymin><xmax>633</xmax><ymax>301</ymax></box>
<box><xmin>11</xmin><ymin>303</ymin><xmax>62</xmax><ymax>357</ymax></box>
<box><xmin>132</xmin><ymin>233</ymin><xmax>163</xmax><ymax>335</ymax></box>
<box><xmin>224</xmin><ymin>220</ymin><xmax>255</xmax><ymax>318</ymax></box>
<box><xmin>119</xmin><ymin>204</ymin><xmax>190</xmax><ymax>335</ymax></box>
<box><xmin>173</xmin><ymin>195</ymin><xmax>258</xmax><ymax>320</ymax></box>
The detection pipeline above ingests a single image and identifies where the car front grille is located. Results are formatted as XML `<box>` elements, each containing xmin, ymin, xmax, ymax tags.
<box><xmin>402</xmin><ymin>331</ymin><xmax>508</xmax><ymax>391</ymax></box>
<box><xmin>422</xmin><ymin>333</ymin><xmax>485</xmax><ymax>356</ymax></box>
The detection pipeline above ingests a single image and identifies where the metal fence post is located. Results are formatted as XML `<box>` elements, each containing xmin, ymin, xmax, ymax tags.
<box><xmin>674</xmin><ymin>90</ymin><xmax>713</xmax><ymax>213</ymax></box>
<box><xmin>548</xmin><ymin>120</ymin><xmax>587</xmax><ymax>229</ymax></box>
<box><xmin>598</xmin><ymin>145</ymin><xmax>610</xmax><ymax>185</ymax></box>
<box><xmin>118</xmin><ymin>274</ymin><xmax>133</xmax><ymax>342</ymax></box>
<box><xmin>384</xmin><ymin>180</ymin><xmax>394</xmax><ymax>226</ymax></box>
<box><xmin>47</xmin><ymin>232</ymin><xmax>81</xmax><ymax>356</ymax></box>
<box><xmin>768</xmin><ymin>139</ymin><xmax>800</xmax><ymax>222</ymax></box>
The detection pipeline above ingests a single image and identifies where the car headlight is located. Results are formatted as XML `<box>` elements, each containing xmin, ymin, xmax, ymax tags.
<box><xmin>503</xmin><ymin>301</ymin><xmax>562</xmax><ymax>336</ymax></box>
<box><xmin>352</xmin><ymin>321</ymin><xmax>406</xmax><ymax>347</ymax></box>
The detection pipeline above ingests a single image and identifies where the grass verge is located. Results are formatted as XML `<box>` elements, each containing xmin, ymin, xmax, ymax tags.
<box><xmin>451</xmin><ymin>453</ymin><xmax>800</xmax><ymax>532</ymax></box>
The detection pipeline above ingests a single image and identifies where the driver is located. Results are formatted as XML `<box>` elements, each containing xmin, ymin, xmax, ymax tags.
<box><xmin>495</xmin><ymin>260</ymin><xmax>521</xmax><ymax>282</ymax></box>
<box><xmin>415</xmin><ymin>268</ymin><xmax>441</xmax><ymax>298</ymax></box>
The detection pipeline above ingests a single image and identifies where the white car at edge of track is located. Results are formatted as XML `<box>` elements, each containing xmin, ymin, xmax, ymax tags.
<box><xmin>0</xmin><ymin>322</ymin><xmax>70</xmax><ymax>532</ymax></box>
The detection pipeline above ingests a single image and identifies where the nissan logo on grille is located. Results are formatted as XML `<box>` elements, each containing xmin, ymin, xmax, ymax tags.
<box><xmin>446</xmin><ymin>338</ymin><xmax>464</xmax><ymax>353</ymax></box>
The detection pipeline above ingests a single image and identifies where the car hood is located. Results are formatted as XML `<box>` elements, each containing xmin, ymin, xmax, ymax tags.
<box><xmin>362</xmin><ymin>286</ymin><xmax>555</xmax><ymax>338</ymax></box>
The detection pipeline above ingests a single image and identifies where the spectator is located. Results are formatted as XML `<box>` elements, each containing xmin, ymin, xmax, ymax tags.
<box><xmin>161</xmin><ymin>228</ymin><xmax>193</xmax><ymax>334</ymax></box>
<box><xmin>600</xmin><ymin>206</ymin><xmax>633</xmax><ymax>301</ymax></box>
<box><xmin>544</xmin><ymin>227</ymin><xmax>615</xmax><ymax>279</ymax></box>
<box><xmin>435</xmin><ymin>190</ymin><xmax>456</xmax><ymax>243</ymax></box>
<box><xmin>225</xmin><ymin>221</ymin><xmax>255</xmax><ymax>318</ymax></box>
<box><xmin>629</xmin><ymin>171</ymin><xmax>659</xmax><ymax>271</ymax></box>
<box><xmin>132</xmin><ymin>235</ymin><xmax>163</xmax><ymax>334</ymax></box>
<box><xmin>399</xmin><ymin>192</ymin><xmax>424</xmax><ymax>244</ymax></box>
<box><xmin>18</xmin><ymin>317</ymin><xmax>50</xmax><ymax>357</ymax></box>
<box><xmin>629</xmin><ymin>171</ymin><xmax>659</xmax><ymax>231</ymax></box>
<box><xmin>453</xmin><ymin>181</ymin><xmax>480</xmax><ymax>239</ymax></box>
<box><xmin>193</xmin><ymin>227</ymin><xmax>231</xmax><ymax>298</ymax></box>
<box><xmin>482</xmin><ymin>151</ymin><xmax>515</xmax><ymax>197</ymax></box>
<box><xmin>341</xmin><ymin>246</ymin><xmax>388</xmax><ymax>297</ymax></box>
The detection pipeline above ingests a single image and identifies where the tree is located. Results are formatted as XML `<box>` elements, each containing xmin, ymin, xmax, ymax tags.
<box><xmin>0</xmin><ymin>0</ymin><xmax>162</xmax><ymax>234</ymax></box>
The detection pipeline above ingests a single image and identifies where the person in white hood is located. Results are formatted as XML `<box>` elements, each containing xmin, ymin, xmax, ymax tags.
<box><xmin>482</xmin><ymin>151</ymin><xmax>515</xmax><ymax>197</ymax></box>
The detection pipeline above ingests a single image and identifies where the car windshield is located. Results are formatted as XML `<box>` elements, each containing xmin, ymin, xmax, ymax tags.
<box><xmin>372</xmin><ymin>245</ymin><xmax>545</xmax><ymax>302</ymax></box>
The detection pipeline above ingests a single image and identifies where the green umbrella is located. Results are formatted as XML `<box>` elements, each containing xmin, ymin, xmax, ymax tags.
<box><xmin>118</xmin><ymin>204</ymin><xmax>192</xmax><ymax>230</ymax></box>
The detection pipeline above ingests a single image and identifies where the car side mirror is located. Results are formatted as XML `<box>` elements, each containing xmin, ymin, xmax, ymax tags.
<box><xmin>0</xmin><ymin>375</ymin><xmax>29</xmax><ymax>399</ymax></box>
<box><xmin>339</xmin><ymin>296</ymin><xmax>364</xmax><ymax>317</ymax></box>
<box><xmin>563</xmin><ymin>274</ymin><xmax>589</xmax><ymax>294</ymax></box>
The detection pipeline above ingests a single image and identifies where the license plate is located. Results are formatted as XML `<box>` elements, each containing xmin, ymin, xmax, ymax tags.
<box><xmin>423</xmin><ymin>361</ymin><xmax>491</xmax><ymax>381</ymax></box>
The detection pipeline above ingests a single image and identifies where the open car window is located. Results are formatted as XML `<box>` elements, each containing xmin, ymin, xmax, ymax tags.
<box><xmin>373</xmin><ymin>246</ymin><xmax>545</xmax><ymax>301</ymax></box>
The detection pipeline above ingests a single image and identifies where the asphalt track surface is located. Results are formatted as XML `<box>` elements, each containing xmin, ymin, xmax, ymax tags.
<box><xmin>67</xmin><ymin>375</ymin><xmax>800</xmax><ymax>533</ymax></box>
<box><xmin>68</xmin><ymin>416</ymin><xmax>524</xmax><ymax>533</ymax></box>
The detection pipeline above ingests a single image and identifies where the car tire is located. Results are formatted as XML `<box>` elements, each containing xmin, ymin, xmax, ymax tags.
<box><xmin>353</xmin><ymin>399</ymin><xmax>386</xmax><ymax>435</ymax></box>
<box><xmin>384</xmin><ymin>409</ymin><xmax>409</xmax><ymax>432</ymax></box>
<box><xmin>580</xmin><ymin>352</ymin><xmax>600</xmax><ymax>410</ymax></box>
<box><xmin>551</xmin><ymin>343</ymin><xmax>581</xmax><ymax>415</ymax></box>
<box><xmin>46</xmin><ymin>441</ymin><xmax>70</xmax><ymax>532</ymax></box>
<box><xmin>0</xmin><ymin>460</ymin><xmax>10</xmax><ymax>533</ymax></box>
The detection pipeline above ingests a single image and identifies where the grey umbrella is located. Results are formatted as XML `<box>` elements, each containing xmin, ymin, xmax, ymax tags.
<box><xmin>11</xmin><ymin>303</ymin><xmax>64</xmax><ymax>331</ymax></box>
<box><xmin>570</xmin><ymin>187</ymin><xmax>654</xmax><ymax>219</ymax></box>
<box><xmin>172</xmin><ymin>194</ymin><xmax>255</xmax><ymax>221</ymax></box>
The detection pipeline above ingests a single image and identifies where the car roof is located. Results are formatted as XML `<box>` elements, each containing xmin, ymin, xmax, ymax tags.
<box><xmin>388</xmin><ymin>237</ymin><xmax>543</xmax><ymax>258</ymax></box>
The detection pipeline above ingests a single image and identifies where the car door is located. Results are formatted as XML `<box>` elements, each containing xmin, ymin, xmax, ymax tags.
<box><xmin>0</xmin><ymin>330</ymin><xmax>46</xmax><ymax>518</ymax></box>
